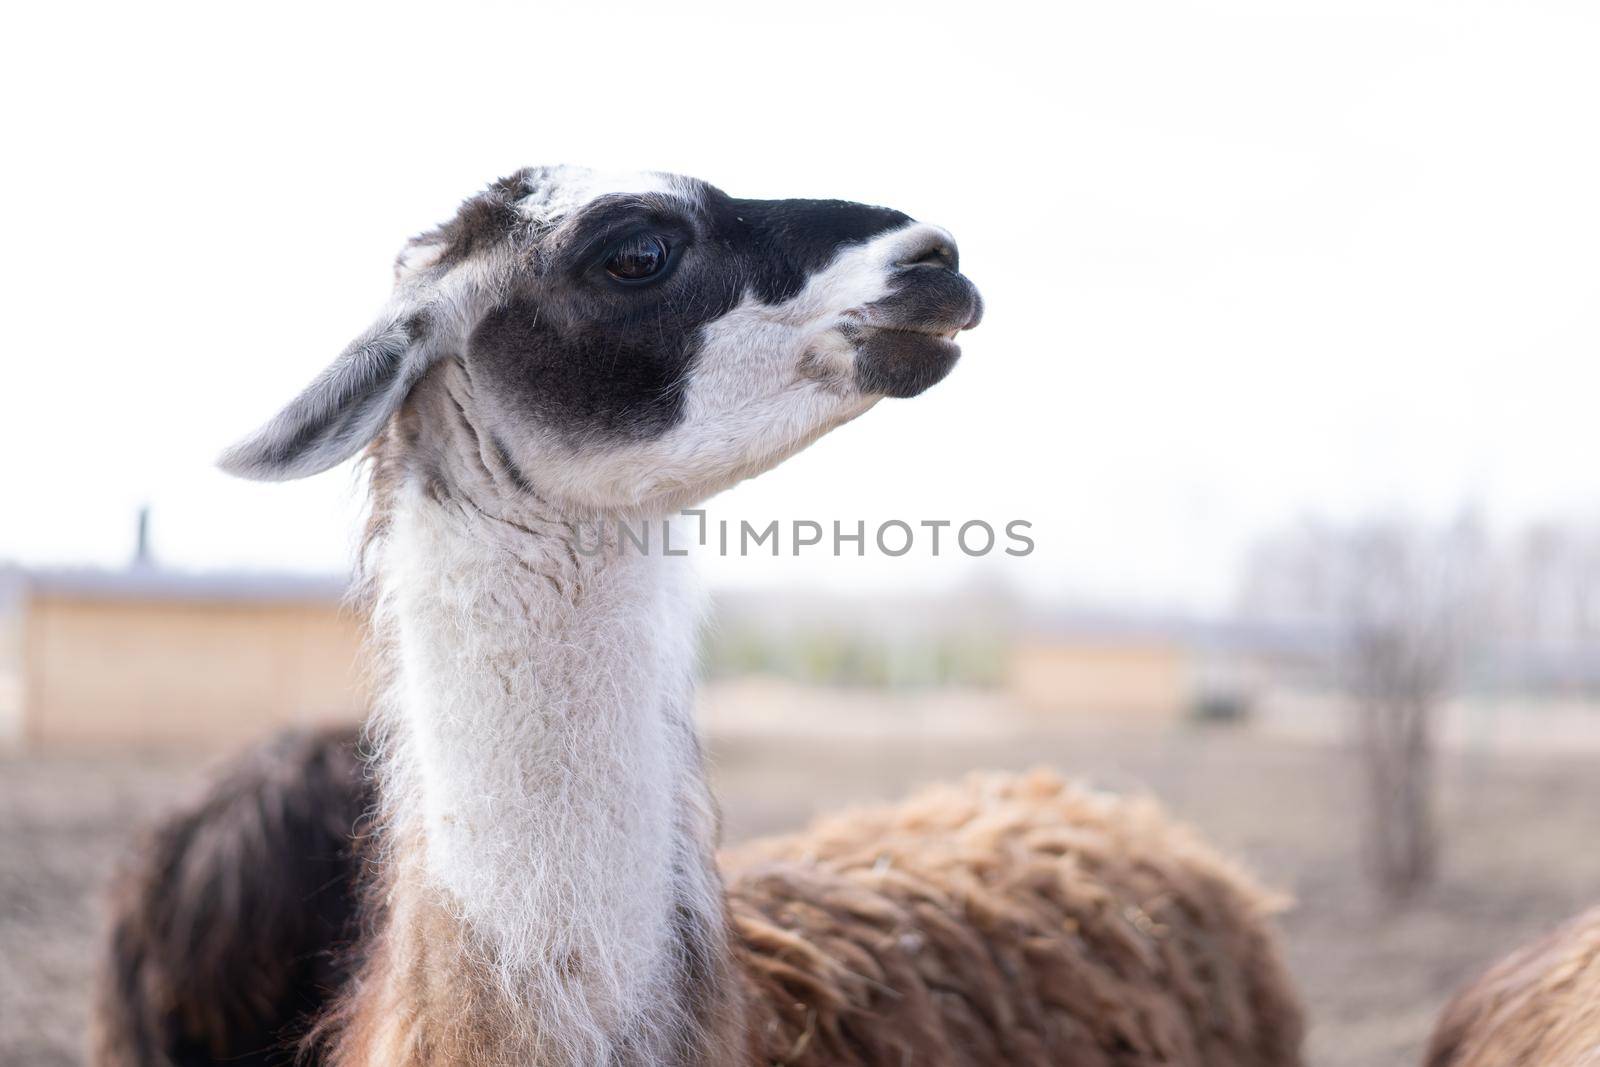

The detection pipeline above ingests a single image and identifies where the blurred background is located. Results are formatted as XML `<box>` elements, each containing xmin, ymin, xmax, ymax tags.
<box><xmin>3</xmin><ymin>2</ymin><xmax>1599</xmax><ymax>1065</ymax></box>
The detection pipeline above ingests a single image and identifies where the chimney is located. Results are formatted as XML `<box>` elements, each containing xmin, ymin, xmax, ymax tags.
<box><xmin>133</xmin><ymin>506</ymin><xmax>152</xmax><ymax>568</ymax></box>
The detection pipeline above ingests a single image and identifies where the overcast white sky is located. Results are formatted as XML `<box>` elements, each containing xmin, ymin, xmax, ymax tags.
<box><xmin>2</xmin><ymin>1</ymin><xmax>1597</xmax><ymax>611</ymax></box>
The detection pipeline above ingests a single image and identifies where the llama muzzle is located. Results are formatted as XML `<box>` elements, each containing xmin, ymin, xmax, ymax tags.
<box><xmin>849</xmin><ymin>232</ymin><xmax>983</xmax><ymax>398</ymax></box>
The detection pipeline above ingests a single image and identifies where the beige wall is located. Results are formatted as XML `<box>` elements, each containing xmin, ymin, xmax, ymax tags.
<box><xmin>0</xmin><ymin>606</ymin><xmax>20</xmax><ymax>743</ymax></box>
<box><xmin>22</xmin><ymin>595</ymin><xmax>370</xmax><ymax>746</ymax></box>
<box><xmin>1009</xmin><ymin>638</ymin><xmax>1190</xmax><ymax>719</ymax></box>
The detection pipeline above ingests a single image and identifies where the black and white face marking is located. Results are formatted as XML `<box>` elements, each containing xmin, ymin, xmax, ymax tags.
<box><xmin>221</xmin><ymin>166</ymin><xmax>983</xmax><ymax>511</ymax></box>
<box><xmin>467</xmin><ymin>189</ymin><xmax>914</xmax><ymax>443</ymax></box>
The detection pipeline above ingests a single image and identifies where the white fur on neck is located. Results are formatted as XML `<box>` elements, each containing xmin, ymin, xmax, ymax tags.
<box><xmin>376</xmin><ymin>484</ymin><xmax>718</xmax><ymax>1062</ymax></box>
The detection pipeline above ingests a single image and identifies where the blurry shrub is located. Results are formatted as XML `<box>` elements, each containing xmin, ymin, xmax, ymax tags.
<box><xmin>1189</xmin><ymin>688</ymin><xmax>1253</xmax><ymax>725</ymax></box>
<box><xmin>702</xmin><ymin>625</ymin><xmax>1007</xmax><ymax>689</ymax></box>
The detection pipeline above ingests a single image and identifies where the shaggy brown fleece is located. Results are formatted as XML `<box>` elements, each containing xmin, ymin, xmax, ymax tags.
<box><xmin>1424</xmin><ymin>904</ymin><xmax>1600</xmax><ymax>1067</ymax></box>
<box><xmin>730</xmin><ymin>770</ymin><xmax>1304</xmax><ymax>1067</ymax></box>
<box><xmin>95</xmin><ymin>737</ymin><xmax>1305</xmax><ymax>1067</ymax></box>
<box><xmin>92</xmin><ymin>727</ymin><xmax>372</xmax><ymax>1067</ymax></box>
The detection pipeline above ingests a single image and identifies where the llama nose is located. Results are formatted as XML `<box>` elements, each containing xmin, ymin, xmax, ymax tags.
<box><xmin>895</xmin><ymin>229</ymin><xmax>960</xmax><ymax>274</ymax></box>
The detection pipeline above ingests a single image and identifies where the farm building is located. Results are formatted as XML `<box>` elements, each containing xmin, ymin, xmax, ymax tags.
<box><xmin>0</xmin><ymin>564</ymin><xmax>368</xmax><ymax>748</ymax></box>
<box><xmin>1007</xmin><ymin>611</ymin><xmax>1330</xmax><ymax>722</ymax></box>
<box><xmin>1008</xmin><ymin>635</ymin><xmax>1190</xmax><ymax>718</ymax></box>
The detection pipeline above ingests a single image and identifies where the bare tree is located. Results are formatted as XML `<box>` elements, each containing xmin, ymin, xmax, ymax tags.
<box><xmin>1344</xmin><ymin>518</ymin><xmax>1487</xmax><ymax>898</ymax></box>
<box><xmin>1241</xmin><ymin>511</ymin><xmax>1488</xmax><ymax>901</ymax></box>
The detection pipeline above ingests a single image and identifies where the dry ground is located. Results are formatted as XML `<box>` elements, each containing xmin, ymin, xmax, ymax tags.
<box><xmin>5</xmin><ymin>681</ymin><xmax>1600</xmax><ymax>1067</ymax></box>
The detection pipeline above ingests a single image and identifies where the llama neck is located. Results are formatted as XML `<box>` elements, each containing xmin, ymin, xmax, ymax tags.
<box><xmin>364</xmin><ymin>481</ymin><xmax>736</xmax><ymax>1065</ymax></box>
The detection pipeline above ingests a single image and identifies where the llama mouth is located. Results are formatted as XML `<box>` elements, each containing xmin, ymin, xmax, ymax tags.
<box><xmin>872</xmin><ymin>325</ymin><xmax>963</xmax><ymax>348</ymax></box>
<box><xmin>849</xmin><ymin>324</ymin><xmax>964</xmax><ymax>399</ymax></box>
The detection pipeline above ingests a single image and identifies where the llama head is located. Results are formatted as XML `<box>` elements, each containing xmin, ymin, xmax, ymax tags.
<box><xmin>220</xmin><ymin>166</ymin><xmax>982</xmax><ymax>513</ymax></box>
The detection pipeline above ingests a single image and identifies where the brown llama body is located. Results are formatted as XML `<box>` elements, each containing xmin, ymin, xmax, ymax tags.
<box><xmin>97</xmin><ymin>732</ymin><xmax>1303</xmax><ymax>1067</ymax></box>
<box><xmin>731</xmin><ymin>770</ymin><xmax>1303</xmax><ymax>1066</ymax></box>
<box><xmin>1424</xmin><ymin>905</ymin><xmax>1600</xmax><ymax>1067</ymax></box>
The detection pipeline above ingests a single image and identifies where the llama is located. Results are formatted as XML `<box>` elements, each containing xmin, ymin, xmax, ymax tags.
<box><xmin>94</xmin><ymin>166</ymin><xmax>1305</xmax><ymax>1067</ymax></box>
<box><xmin>1423</xmin><ymin>904</ymin><xmax>1600</xmax><ymax>1067</ymax></box>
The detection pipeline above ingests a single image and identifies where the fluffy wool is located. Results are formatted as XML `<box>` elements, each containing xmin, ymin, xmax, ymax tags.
<box><xmin>729</xmin><ymin>770</ymin><xmax>1305</xmax><ymax>1066</ymax></box>
<box><xmin>1424</xmin><ymin>905</ymin><xmax>1600</xmax><ymax>1067</ymax></box>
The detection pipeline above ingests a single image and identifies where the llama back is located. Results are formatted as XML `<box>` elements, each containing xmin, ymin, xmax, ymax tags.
<box><xmin>727</xmin><ymin>770</ymin><xmax>1305</xmax><ymax>1067</ymax></box>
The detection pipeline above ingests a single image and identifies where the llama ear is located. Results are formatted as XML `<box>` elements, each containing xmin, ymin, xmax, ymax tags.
<box><xmin>219</xmin><ymin>308</ymin><xmax>435</xmax><ymax>481</ymax></box>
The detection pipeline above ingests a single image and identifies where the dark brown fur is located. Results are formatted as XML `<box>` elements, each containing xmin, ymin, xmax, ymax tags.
<box><xmin>92</xmin><ymin>727</ymin><xmax>373</xmax><ymax>1067</ymax></box>
<box><xmin>414</xmin><ymin>171</ymin><xmax>529</xmax><ymax>269</ymax></box>
<box><xmin>1423</xmin><ymin>904</ymin><xmax>1600</xmax><ymax>1067</ymax></box>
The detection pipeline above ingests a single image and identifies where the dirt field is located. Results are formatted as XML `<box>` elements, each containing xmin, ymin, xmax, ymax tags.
<box><xmin>5</xmin><ymin>682</ymin><xmax>1600</xmax><ymax>1067</ymax></box>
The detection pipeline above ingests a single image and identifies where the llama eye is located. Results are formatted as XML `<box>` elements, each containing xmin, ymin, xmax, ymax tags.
<box><xmin>603</xmin><ymin>235</ymin><xmax>670</xmax><ymax>282</ymax></box>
